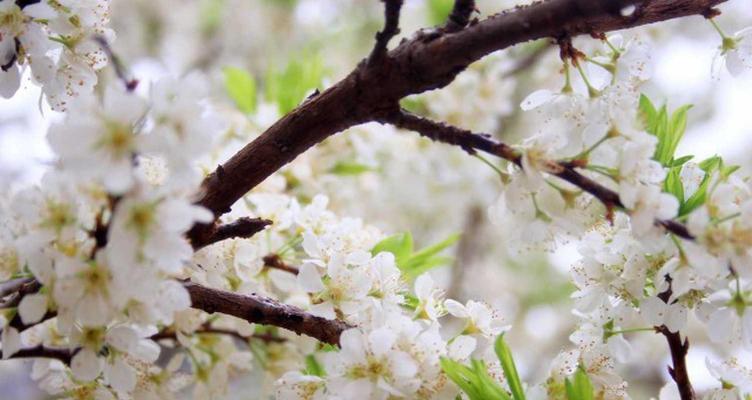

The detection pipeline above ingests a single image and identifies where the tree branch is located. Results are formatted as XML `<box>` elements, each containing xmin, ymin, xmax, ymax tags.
<box><xmin>188</xmin><ymin>0</ymin><xmax>725</xmax><ymax>242</ymax></box>
<box><xmin>184</xmin><ymin>281</ymin><xmax>349</xmax><ymax>346</ymax></box>
<box><xmin>262</xmin><ymin>254</ymin><xmax>300</xmax><ymax>275</ymax></box>
<box><xmin>191</xmin><ymin>217</ymin><xmax>272</xmax><ymax>250</ymax></box>
<box><xmin>6</xmin><ymin>345</ymin><xmax>74</xmax><ymax>364</ymax></box>
<box><xmin>380</xmin><ymin>109</ymin><xmax>694</xmax><ymax>238</ymax></box>
<box><xmin>657</xmin><ymin>279</ymin><xmax>695</xmax><ymax>400</ymax></box>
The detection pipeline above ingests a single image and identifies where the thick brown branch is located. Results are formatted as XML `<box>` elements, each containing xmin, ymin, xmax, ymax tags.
<box><xmin>188</xmin><ymin>0</ymin><xmax>722</xmax><ymax>243</ymax></box>
<box><xmin>191</xmin><ymin>217</ymin><xmax>272</xmax><ymax>250</ymax></box>
<box><xmin>185</xmin><ymin>281</ymin><xmax>349</xmax><ymax>346</ymax></box>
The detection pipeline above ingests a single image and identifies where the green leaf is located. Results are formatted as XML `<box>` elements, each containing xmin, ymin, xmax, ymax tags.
<box><xmin>223</xmin><ymin>67</ymin><xmax>257</xmax><ymax>114</ymax></box>
<box><xmin>427</xmin><ymin>0</ymin><xmax>454</xmax><ymax>25</ymax></box>
<box><xmin>721</xmin><ymin>164</ymin><xmax>740</xmax><ymax>180</ymax></box>
<box><xmin>669</xmin><ymin>155</ymin><xmax>694</xmax><ymax>167</ymax></box>
<box><xmin>698</xmin><ymin>155</ymin><xmax>722</xmax><ymax>172</ymax></box>
<box><xmin>640</xmin><ymin>94</ymin><xmax>692</xmax><ymax>167</ymax></box>
<box><xmin>401</xmin><ymin>233</ymin><xmax>459</xmax><ymax>269</ymax></box>
<box><xmin>265</xmin><ymin>55</ymin><xmax>325</xmax><ymax>114</ymax></box>
<box><xmin>565</xmin><ymin>367</ymin><xmax>594</xmax><ymax>400</ymax></box>
<box><xmin>495</xmin><ymin>335</ymin><xmax>526</xmax><ymax>400</ymax></box>
<box><xmin>329</xmin><ymin>161</ymin><xmax>374</xmax><ymax>176</ymax></box>
<box><xmin>638</xmin><ymin>94</ymin><xmax>657</xmax><ymax>131</ymax></box>
<box><xmin>303</xmin><ymin>354</ymin><xmax>326</xmax><ymax>377</ymax></box>
<box><xmin>440</xmin><ymin>357</ymin><xmax>512</xmax><ymax>400</ymax></box>
<box><xmin>372</xmin><ymin>232</ymin><xmax>459</xmax><ymax>280</ymax></box>
<box><xmin>371</xmin><ymin>232</ymin><xmax>413</xmax><ymax>265</ymax></box>
<box><xmin>663</xmin><ymin>166</ymin><xmax>684</xmax><ymax>205</ymax></box>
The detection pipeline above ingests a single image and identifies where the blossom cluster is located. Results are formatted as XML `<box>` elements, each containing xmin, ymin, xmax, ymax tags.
<box><xmin>485</xmin><ymin>34</ymin><xmax>752</xmax><ymax>398</ymax></box>
<box><xmin>1</xmin><ymin>0</ymin><xmax>114</xmax><ymax>110</ymax></box>
<box><xmin>0</xmin><ymin>73</ymin><xmax>222</xmax><ymax>397</ymax></box>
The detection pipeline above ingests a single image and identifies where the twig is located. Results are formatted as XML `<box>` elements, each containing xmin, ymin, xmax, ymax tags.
<box><xmin>369</xmin><ymin>0</ymin><xmax>405</xmax><ymax>65</ymax></box>
<box><xmin>0</xmin><ymin>278</ymin><xmax>34</xmax><ymax>300</ymax></box>
<box><xmin>151</xmin><ymin>326</ymin><xmax>286</xmax><ymax>345</ymax></box>
<box><xmin>262</xmin><ymin>254</ymin><xmax>300</xmax><ymax>275</ymax></box>
<box><xmin>656</xmin><ymin>279</ymin><xmax>695</xmax><ymax>400</ymax></box>
<box><xmin>6</xmin><ymin>345</ymin><xmax>74</xmax><ymax>364</ymax></box>
<box><xmin>191</xmin><ymin>217</ymin><xmax>272</xmax><ymax>250</ymax></box>
<box><xmin>445</xmin><ymin>0</ymin><xmax>476</xmax><ymax>32</ymax></box>
<box><xmin>184</xmin><ymin>281</ymin><xmax>350</xmax><ymax>346</ymax></box>
<box><xmin>0</xmin><ymin>279</ymin><xmax>40</xmax><ymax>309</ymax></box>
<box><xmin>92</xmin><ymin>36</ymin><xmax>138</xmax><ymax>92</ymax></box>
<box><xmin>380</xmin><ymin>109</ymin><xmax>693</xmax><ymax>238</ymax></box>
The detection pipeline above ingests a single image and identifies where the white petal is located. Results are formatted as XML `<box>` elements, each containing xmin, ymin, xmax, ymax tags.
<box><xmin>0</xmin><ymin>64</ymin><xmax>21</xmax><ymax>99</ymax></box>
<box><xmin>444</xmin><ymin>299</ymin><xmax>469</xmax><ymax>318</ymax></box>
<box><xmin>664</xmin><ymin>304</ymin><xmax>688</xmax><ymax>333</ymax></box>
<box><xmin>368</xmin><ymin>328</ymin><xmax>396</xmax><ymax>358</ymax></box>
<box><xmin>448</xmin><ymin>335</ymin><xmax>477</xmax><ymax>360</ymax></box>
<box><xmin>297</xmin><ymin>262</ymin><xmax>325</xmax><ymax>293</ymax></box>
<box><xmin>105</xmin><ymin>326</ymin><xmax>138</xmax><ymax>353</ymax></box>
<box><xmin>19</xmin><ymin>293</ymin><xmax>47</xmax><ymax>325</ymax></box>
<box><xmin>104</xmin><ymin>357</ymin><xmax>136</xmax><ymax>392</ymax></box>
<box><xmin>1</xmin><ymin>327</ymin><xmax>21</xmax><ymax>359</ymax></box>
<box><xmin>71</xmin><ymin>348</ymin><xmax>103</xmax><ymax>382</ymax></box>
<box><xmin>640</xmin><ymin>296</ymin><xmax>667</xmax><ymax>327</ymax></box>
<box><xmin>726</xmin><ymin>51</ymin><xmax>746</xmax><ymax>77</ymax></box>
<box><xmin>707</xmin><ymin>309</ymin><xmax>735</xmax><ymax>344</ymax></box>
<box><xmin>520</xmin><ymin>89</ymin><xmax>554</xmax><ymax>111</ymax></box>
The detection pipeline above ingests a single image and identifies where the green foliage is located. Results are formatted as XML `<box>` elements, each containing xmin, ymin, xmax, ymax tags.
<box><xmin>265</xmin><ymin>55</ymin><xmax>325</xmax><ymax>114</ymax></box>
<box><xmin>440</xmin><ymin>357</ymin><xmax>512</xmax><ymax>400</ymax></box>
<box><xmin>371</xmin><ymin>232</ymin><xmax>459</xmax><ymax>280</ymax></box>
<box><xmin>638</xmin><ymin>94</ymin><xmax>692</xmax><ymax>167</ymax></box>
<box><xmin>303</xmin><ymin>354</ymin><xmax>326</xmax><ymax>377</ymax></box>
<box><xmin>223</xmin><ymin>66</ymin><xmax>257</xmax><ymax>114</ymax></box>
<box><xmin>495</xmin><ymin>335</ymin><xmax>526</xmax><ymax>400</ymax></box>
<box><xmin>641</xmin><ymin>95</ymin><xmax>740</xmax><ymax>218</ymax></box>
<box><xmin>663</xmin><ymin>166</ymin><xmax>684</xmax><ymax>205</ymax></box>
<box><xmin>564</xmin><ymin>367</ymin><xmax>595</xmax><ymax>400</ymax></box>
<box><xmin>427</xmin><ymin>0</ymin><xmax>454</xmax><ymax>25</ymax></box>
<box><xmin>328</xmin><ymin>161</ymin><xmax>374</xmax><ymax>176</ymax></box>
<box><xmin>440</xmin><ymin>334</ymin><xmax>526</xmax><ymax>400</ymax></box>
<box><xmin>676</xmin><ymin>155</ymin><xmax>739</xmax><ymax>217</ymax></box>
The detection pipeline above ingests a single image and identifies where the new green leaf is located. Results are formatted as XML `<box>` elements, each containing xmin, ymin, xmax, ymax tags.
<box><xmin>565</xmin><ymin>367</ymin><xmax>594</xmax><ymax>400</ymax></box>
<box><xmin>223</xmin><ymin>66</ymin><xmax>257</xmax><ymax>114</ymax></box>
<box><xmin>372</xmin><ymin>232</ymin><xmax>459</xmax><ymax>280</ymax></box>
<box><xmin>495</xmin><ymin>335</ymin><xmax>526</xmax><ymax>400</ymax></box>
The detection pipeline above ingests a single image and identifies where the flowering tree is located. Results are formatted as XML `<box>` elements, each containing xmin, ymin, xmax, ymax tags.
<box><xmin>1</xmin><ymin>0</ymin><xmax>752</xmax><ymax>399</ymax></box>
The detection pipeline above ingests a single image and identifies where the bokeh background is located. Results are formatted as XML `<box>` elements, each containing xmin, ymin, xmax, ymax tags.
<box><xmin>1</xmin><ymin>0</ymin><xmax>752</xmax><ymax>398</ymax></box>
